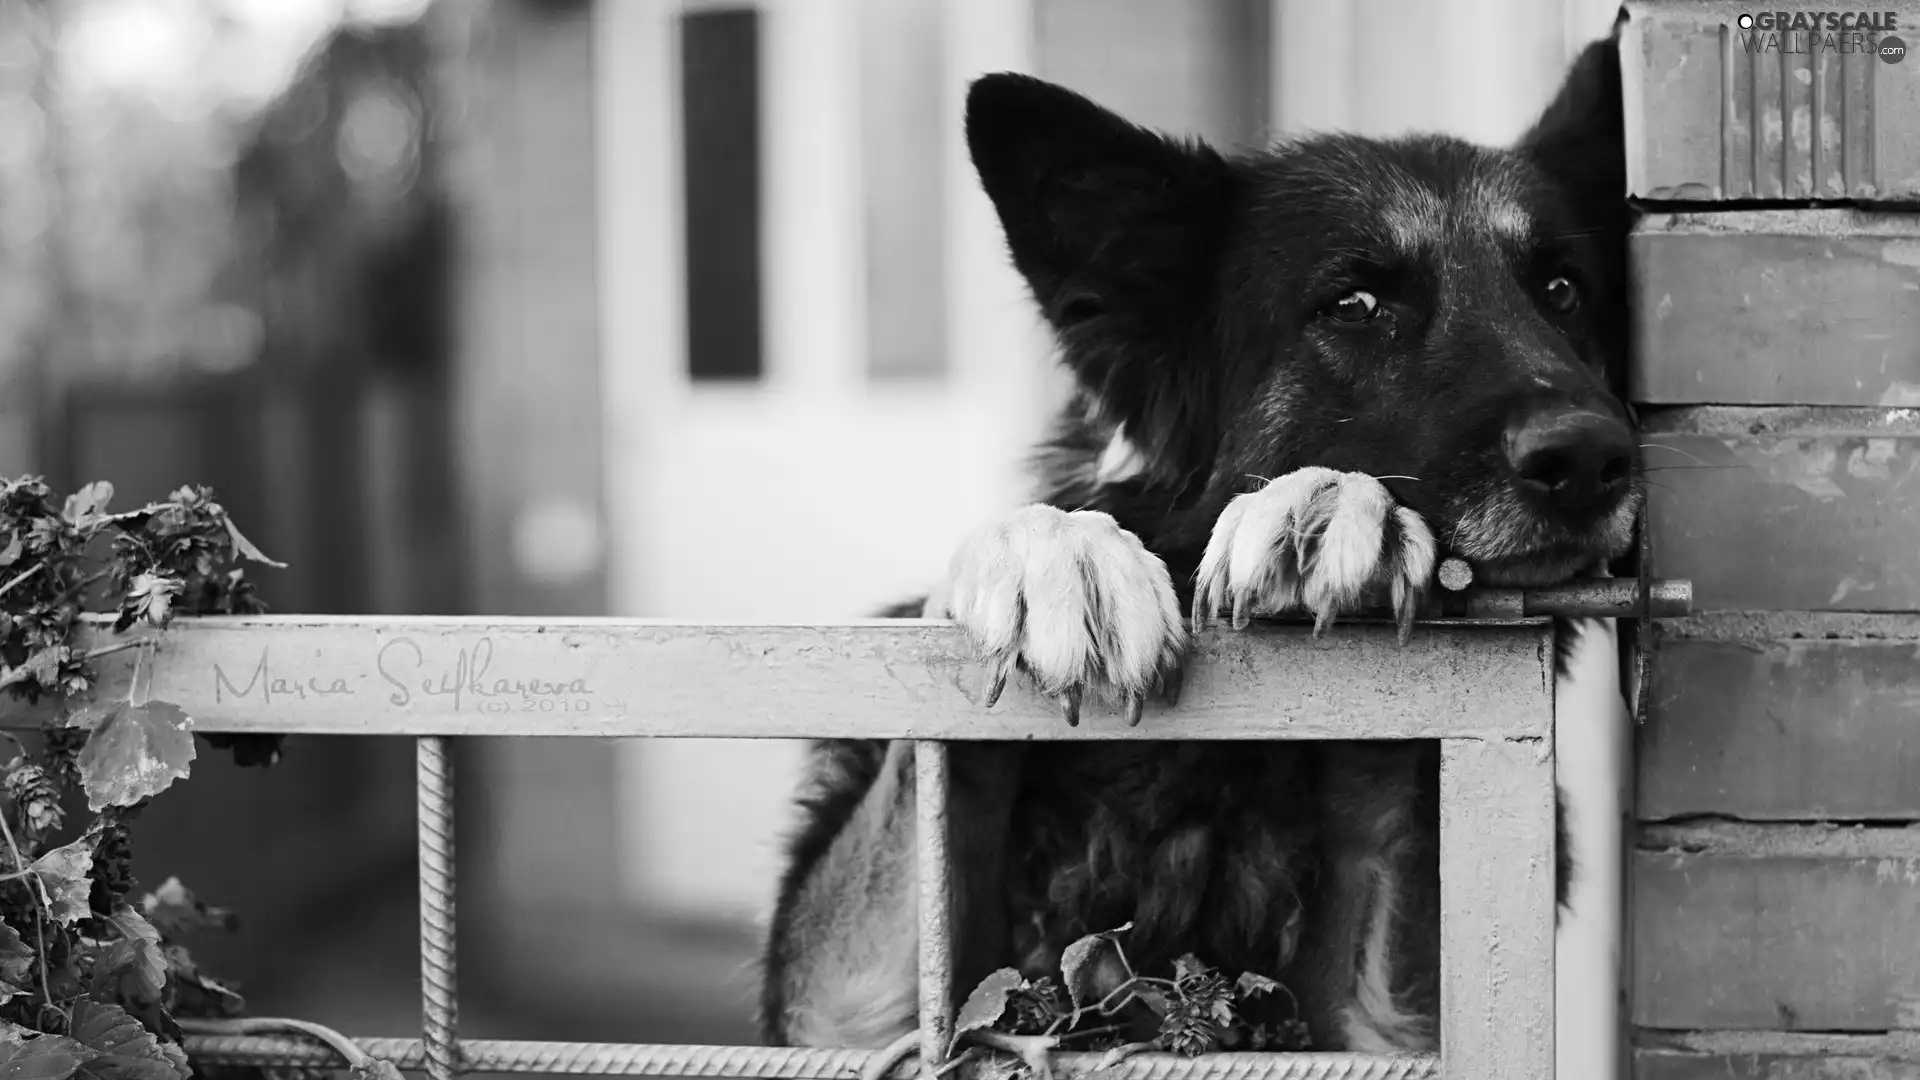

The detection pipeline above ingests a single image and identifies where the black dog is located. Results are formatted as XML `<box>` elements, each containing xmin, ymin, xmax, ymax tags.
<box><xmin>761</xmin><ymin>27</ymin><xmax>1636</xmax><ymax>1055</ymax></box>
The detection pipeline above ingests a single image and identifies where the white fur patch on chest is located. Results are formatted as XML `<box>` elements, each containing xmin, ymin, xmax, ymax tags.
<box><xmin>1095</xmin><ymin>424</ymin><xmax>1150</xmax><ymax>484</ymax></box>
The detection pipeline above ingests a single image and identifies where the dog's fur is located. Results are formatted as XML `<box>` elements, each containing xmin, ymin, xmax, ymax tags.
<box><xmin>761</xmin><ymin>26</ymin><xmax>1638</xmax><ymax>1055</ymax></box>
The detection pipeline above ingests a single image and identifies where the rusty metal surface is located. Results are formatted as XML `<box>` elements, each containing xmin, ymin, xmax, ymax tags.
<box><xmin>1434</xmin><ymin>580</ymin><xmax>1691</xmax><ymax>620</ymax></box>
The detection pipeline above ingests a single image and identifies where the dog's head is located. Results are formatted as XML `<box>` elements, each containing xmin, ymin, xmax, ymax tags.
<box><xmin>967</xmin><ymin>33</ymin><xmax>1637</xmax><ymax>588</ymax></box>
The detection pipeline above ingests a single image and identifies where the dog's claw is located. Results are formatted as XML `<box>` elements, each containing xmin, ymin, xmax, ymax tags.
<box><xmin>984</xmin><ymin>666</ymin><xmax>1009</xmax><ymax>709</ymax></box>
<box><xmin>1124</xmin><ymin>692</ymin><xmax>1145</xmax><ymax>727</ymax></box>
<box><xmin>1059</xmin><ymin>685</ymin><xmax>1083</xmax><ymax>727</ymax></box>
<box><xmin>1161</xmin><ymin>665</ymin><xmax>1184</xmax><ymax>707</ymax></box>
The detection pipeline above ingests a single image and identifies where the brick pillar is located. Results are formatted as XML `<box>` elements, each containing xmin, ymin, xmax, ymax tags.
<box><xmin>1620</xmin><ymin>4</ymin><xmax>1920</xmax><ymax>1076</ymax></box>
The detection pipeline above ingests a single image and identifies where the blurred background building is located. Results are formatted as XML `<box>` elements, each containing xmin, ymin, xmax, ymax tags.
<box><xmin>0</xmin><ymin>0</ymin><xmax>1621</xmax><ymax>1044</ymax></box>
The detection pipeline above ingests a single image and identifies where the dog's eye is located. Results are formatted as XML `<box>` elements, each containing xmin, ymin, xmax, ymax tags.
<box><xmin>1544</xmin><ymin>276</ymin><xmax>1579</xmax><ymax>313</ymax></box>
<box><xmin>1328</xmin><ymin>290</ymin><xmax>1380</xmax><ymax>323</ymax></box>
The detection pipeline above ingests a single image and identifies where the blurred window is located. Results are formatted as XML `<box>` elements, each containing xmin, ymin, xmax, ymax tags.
<box><xmin>681</xmin><ymin>6</ymin><xmax>763</xmax><ymax>382</ymax></box>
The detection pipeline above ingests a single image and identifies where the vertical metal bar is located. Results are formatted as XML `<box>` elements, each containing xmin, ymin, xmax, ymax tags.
<box><xmin>419</xmin><ymin>735</ymin><xmax>459</xmax><ymax>1080</ymax></box>
<box><xmin>913</xmin><ymin>740</ymin><xmax>954</xmax><ymax>1073</ymax></box>
<box><xmin>1439</xmin><ymin>732</ymin><xmax>1557</xmax><ymax>1079</ymax></box>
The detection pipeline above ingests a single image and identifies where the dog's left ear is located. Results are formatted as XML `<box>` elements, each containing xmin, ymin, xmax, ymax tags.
<box><xmin>1516</xmin><ymin>14</ymin><xmax>1627</xmax><ymax>226</ymax></box>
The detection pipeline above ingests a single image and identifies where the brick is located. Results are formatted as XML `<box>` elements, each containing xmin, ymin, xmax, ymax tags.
<box><xmin>1640</xmin><ymin>614</ymin><xmax>1920</xmax><ymax>820</ymax></box>
<box><xmin>1621</xmin><ymin>1</ymin><xmax>1920</xmax><ymax>202</ymax></box>
<box><xmin>1638</xmin><ymin>1048</ymin><xmax>1920</xmax><ymax>1080</ymax></box>
<box><xmin>1640</xmin><ymin>407</ymin><xmax>1920</xmax><ymax>612</ymax></box>
<box><xmin>1630</xmin><ymin>211</ymin><xmax>1920</xmax><ymax>407</ymax></box>
<box><xmin>1631</xmin><ymin>826</ymin><xmax>1920</xmax><ymax>1030</ymax></box>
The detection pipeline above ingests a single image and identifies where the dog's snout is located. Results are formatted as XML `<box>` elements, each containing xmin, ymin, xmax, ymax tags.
<box><xmin>1505</xmin><ymin>407</ymin><xmax>1634</xmax><ymax>515</ymax></box>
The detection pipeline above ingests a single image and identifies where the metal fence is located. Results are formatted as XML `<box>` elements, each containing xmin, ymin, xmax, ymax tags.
<box><xmin>13</xmin><ymin>578</ymin><xmax>1691</xmax><ymax>1080</ymax></box>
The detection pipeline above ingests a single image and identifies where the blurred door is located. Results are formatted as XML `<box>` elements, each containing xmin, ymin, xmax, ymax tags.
<box><xmin>589</xmin><ymin>0</ymin><xmax>1058</xmax><ymax>1027</ymax></box>
<box><xmin>586</xmin><ymin>0</ymin><xmax>1292</xmax><ymax>1037</ymax></box>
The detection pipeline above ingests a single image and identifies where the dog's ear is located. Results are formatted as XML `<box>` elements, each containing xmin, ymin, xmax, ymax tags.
<box><xmin>1516</xmin><ymin>16</ymin><xmax>1627</xmax><ymax>224</ymax></box>
<box><xmin>965</xmin><ymin>73</ymin><xmax>1236</xmax><ymax>481</ymax></box>
<box><xmin>1517</xmin><ymin>18</ymin><xmax>1632</xmax><ymax>394</ymax></box>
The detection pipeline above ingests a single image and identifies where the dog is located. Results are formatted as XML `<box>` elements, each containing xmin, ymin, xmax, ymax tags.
<box><xmin>760</xmin><ymin>24</ymin><xmax>1638</xmax><ymax>1056</ymax></box>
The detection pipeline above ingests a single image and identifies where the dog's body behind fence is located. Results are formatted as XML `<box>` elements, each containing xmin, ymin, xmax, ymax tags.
<box><xmin>762</xmin><ymin>21</ymin><xmax>1636</xmax><ymax>1058</ymax></box>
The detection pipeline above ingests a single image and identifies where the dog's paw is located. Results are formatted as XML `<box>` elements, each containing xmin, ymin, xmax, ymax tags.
<box><xmin>935</xmin><ymin>504</ymin><xmax>1186</xmax><ymax>726</ymax></box>
<box><xmin>1192</xmin><ymin>467</ymin><xmax>1438</xmax><ymax>639</ymax></box>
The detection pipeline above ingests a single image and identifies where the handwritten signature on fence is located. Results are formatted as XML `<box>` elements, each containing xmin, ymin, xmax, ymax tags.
<box><xmin>210</xmin><ymin>637</ymin><xmax>596</xmax><ymax>713</ymax></box>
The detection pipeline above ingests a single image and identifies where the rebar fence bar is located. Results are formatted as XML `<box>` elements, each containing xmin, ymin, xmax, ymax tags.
<box><xmin>0</xmin><ymin>578</ymin><xmax>1691</xmax><ymax>1080</ymax></box>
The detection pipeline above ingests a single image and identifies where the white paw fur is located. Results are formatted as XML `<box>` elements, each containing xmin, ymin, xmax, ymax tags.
<box><xmin>1192</xmin><ymin>467</ymin><xmax>1438</xmax><ymax>638</ymax></box>
<box><xmin>934</xmin><ymin>504</ymin><xmax>1186</xmax><ymax>725</ymax></box>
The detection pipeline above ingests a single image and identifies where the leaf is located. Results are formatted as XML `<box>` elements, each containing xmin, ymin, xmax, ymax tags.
<box><xmin>0</xmin><ymin>648</ymin><xmax>66</xmax><ymax>692</ymax></box>
<box><xmin>160</xmin><ymin>943</ymin><xmax>245</xmax><ymax>1017</ymax></box>
<box><xmin>1133</xmin><ymin>985</ymin><xmax>1169</xmax><ymax>1015</ymax></box>
<box><xmin>1173</xmin><ymin>954</ymin><xmax>1209</xmax><ymax>985</ymax></box>
<box><xmin>66</xmin><ymin>999</ymin><xmax>186</xmax><ymax>1080</ymax></box>
<box><xmin>0</xmin><ymin>921</ymin><xmax>34</xmax><ymax>1005</ymax></box>
<box><xmin>221</xmin><ymin>516</ymin><xmax>284</xmax><ymax>568</ymax></box>
<box><xmin>351</xmin><ymin>1062</ymin><xmax>404</xmax><ymax>1080</ymax></box>
<box><xmin>77</xmin><ymin>702</ymin><xmax>196</xmax><ymax>813</ymax></box>
<box><xmin>1234</xmin><ymin>971</ymin><xmax>1279</xmax><ymax>999</ymax></box>
<box><xmin>0</xmin><ymin>533</ymin><xmax>20</xmax><ymax>568</ymax></box>
<box><xmin>1059</xmin><ymin>933</ymin><xmax>1113</xmax><ymax>1011</ymax></box>
<box><xmin>954</xmin><ymin>968</ymin><xmax>1025</xmax><ymax>1037</ymax></box>
<box><xmin>141</xmin><ymin>878</ymin><xmax>236</xmax><ymax>938</ymax></box>
<box><xmin>151</xmin><ymin>1048</ymin><xmax>186</xmax><ymax>1080</ymax></box>
<box><xmin>0</xmin><ymin>1037</ymin><xmax>85</xmax><ymax>1080</ymax></box>
<box><xmin>62</xmin><ymin>483</ymin><xmax>113</xmax><ymax>528</ymax></box>
<box><xmin>121</xmin><ymin>575</ymin><xmax>183</xmax><ymax>629</ymax></box>
<box><xmin>92</xmin><ymin>907</ymin><xmax>168</xmax><ymax>1005</ymax></box>
<box><xmin>28</xmin><ymin>835</ymin><xmax>96</xmax><ymax>926</ymax></box>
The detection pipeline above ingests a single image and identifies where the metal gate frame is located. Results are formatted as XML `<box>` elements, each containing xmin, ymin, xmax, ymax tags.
<box><xmin>10</xmin><ymin>578</ymin><xmax>1689</xmax><ymax>1080</ymax></box>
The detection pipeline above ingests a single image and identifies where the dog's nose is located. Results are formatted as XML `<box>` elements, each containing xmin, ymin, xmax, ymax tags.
<box><xmin>1506</xmin><ymin>407</ymin><xmax>1634</xmax><ymax>515</ymax></box>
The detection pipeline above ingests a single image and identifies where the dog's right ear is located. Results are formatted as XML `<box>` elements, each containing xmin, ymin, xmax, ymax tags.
<box><xmin>1516</xmin><ymin>16</ymin><xmax>1627</xmax><ymax>231</ymax></box>
<box><xmin>966</xmin><ymin>74</ymin><xmax>1236</xmax><ymax>479</ymax></box>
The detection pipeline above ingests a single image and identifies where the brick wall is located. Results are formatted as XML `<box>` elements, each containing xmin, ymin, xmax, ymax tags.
<box><xmin>1621</xmin><ymin>4</ymin><xmax>1920</xmax><ymax>1076</ymax></box>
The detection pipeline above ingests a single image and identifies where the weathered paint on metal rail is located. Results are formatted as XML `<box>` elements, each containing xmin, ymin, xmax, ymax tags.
<box><xmin>0</xmin><ymin>616</ymin><xmax>1557</xmax><ymax>741</ymax></box>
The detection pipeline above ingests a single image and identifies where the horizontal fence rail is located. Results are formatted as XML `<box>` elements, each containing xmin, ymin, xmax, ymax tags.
<box><xmin>7</xmin><ymin>612</ymin><xmax>1577</xmax><ymax>739</ymax></box>
<box><xmin>174</xmin><ymin>1036</ymin><xmax>1442</xmax><ymax>1079</ymax></box>
<box><xmin>0</xmin><ymin>578</ymin><xmax>1694</xmax><ymax>1080</ymax></box>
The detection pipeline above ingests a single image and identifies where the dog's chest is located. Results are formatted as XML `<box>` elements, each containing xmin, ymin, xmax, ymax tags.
<box><xmin>1001</xmin><ymin>742</ymin><xmax>1319</xmax><ymax>984</ymax></box>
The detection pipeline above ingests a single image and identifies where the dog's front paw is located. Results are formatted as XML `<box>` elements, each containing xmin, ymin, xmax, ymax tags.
<box><xmin>1192</xmin><ymin>467</ymin><xmax>1438</xmax><ymax>639</ymax></box>
<box><xmin>937</xmin><ymin>504</ymin><xmax>1186</xmax><ymax>726</ymax></box>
